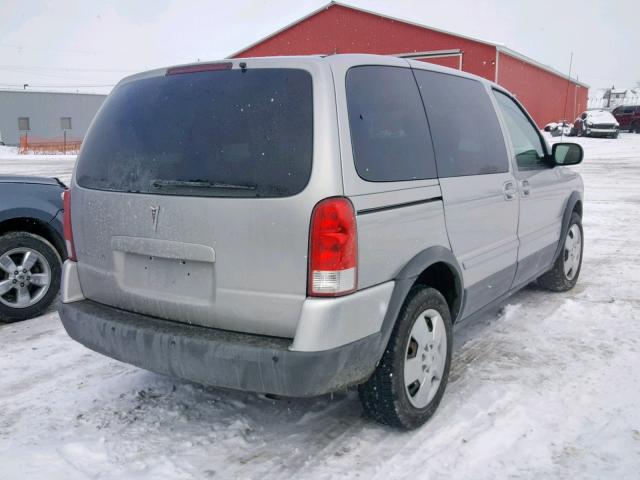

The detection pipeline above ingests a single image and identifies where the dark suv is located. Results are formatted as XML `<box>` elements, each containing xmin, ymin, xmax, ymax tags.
<box><xmin>0</xmin><ymin>176</ymin><xmax>66</xmax><ymax>321</ymax></box>
<box><xmin>612</xmin><ymin>105</ymin><xmax>640</xmax><ymax>133</ymax></box>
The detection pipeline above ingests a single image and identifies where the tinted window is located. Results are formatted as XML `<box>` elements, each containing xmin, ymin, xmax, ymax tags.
<box><xmin>493</xmin><ymin>90</ymin><xmax>547</xmax><ymax>170</ymax></box>
<box><xmin>346</xmin><ymin>66</ymin><xmax>436</xmax><ymax>182</ymax></box>
<box><xmin>76</xmin><ymin>68</ymin><xmax>313</xmax><ymax>198</ymax></box>
<box><xmin>414</xmin><ymin>70</ymin><xmax>509</xmax><ymax>177</ymax></box>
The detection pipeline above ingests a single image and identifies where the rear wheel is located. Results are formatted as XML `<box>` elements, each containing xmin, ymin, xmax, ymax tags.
<box><xmin>0</xmin><ymin>232</ymin><xmax>62</xmax><ymax>322</ymax></box>
<box><xmin>537</xmin><ymin>212</ymin><xmax>583</xmax><ymax>292</ymax></box>
<box><xmin>631</xmin><ymin>122</ymin><xmax>640</xmax><ymax>134</ymax></box>
<box><xmin>358</xmin><ymin>286</ymin><xmax>452</xmax><ymax>429</ymax></box>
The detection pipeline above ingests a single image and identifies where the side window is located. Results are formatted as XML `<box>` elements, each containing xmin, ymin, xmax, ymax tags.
<box><xmin>493</xmin><ymin>90</ymin><xmax>547</xmax><ymax>170</ymax></box>
<box><xmin>345</xmin><ymin>66</ymin><xmax>437</xmax><ymax>182</ymax></box>
<box><xmin>413</xmin><ymin>70</ymin><xmax>509</xmax><ymax>177</ymax></box>
<box><xmin>18</xmin><ymin>117</ymin><xmax>30</xmax><ymax>131</ymax></box>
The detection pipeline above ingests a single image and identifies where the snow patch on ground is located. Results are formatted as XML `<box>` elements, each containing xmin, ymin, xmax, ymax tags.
<box><xmin>0</xmin><ymin>145</ymin><xmax>76</xmax><ymax>185</ymax></box>
<box><xmin>1</xmin><ymin>134</ymin><xmax>639</xmax><ymax>479</ymax></box>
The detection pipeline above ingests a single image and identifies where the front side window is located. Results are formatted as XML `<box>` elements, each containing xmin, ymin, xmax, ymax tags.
<box><xmin>414</xmin><ymin>70</ymin><xmax>509</xmax><ymax>177</ymax></box>
<box><xmin>493</xmin><ymin>90</ymin><xmax>547</xmax><ymax>170</ymax></box>
<box><xmin>346</xmin><ymin>66</ymin><xmax>437</xmax><ymax>182</ymax></box>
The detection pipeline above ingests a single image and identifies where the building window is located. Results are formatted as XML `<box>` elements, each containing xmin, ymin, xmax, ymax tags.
<box><xmin>60</xmin><ymin>117</ymin><xmax>72</xmax><ymax>130</ymax></box>
<box><xmin>18</xmin><ymin>117</ymin><xmax>30</xmax><ymax>131</ymax></box>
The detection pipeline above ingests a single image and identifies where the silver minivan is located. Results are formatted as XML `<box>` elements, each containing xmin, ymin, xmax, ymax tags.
<box><xmin>59</xmin><ymin>55</ymin><xmax>584</xmax><ymax>429</ymax></box>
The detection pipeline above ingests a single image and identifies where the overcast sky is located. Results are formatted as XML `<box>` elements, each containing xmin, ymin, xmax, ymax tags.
<box><xmin>1</xmin><ymin>0</ymin><xmax>638</xmax><ymax>95</ymax></box>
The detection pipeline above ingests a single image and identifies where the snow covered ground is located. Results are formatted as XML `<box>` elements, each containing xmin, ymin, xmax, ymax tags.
<box><xmin>0</xmin><ymin>146</ymin><xmax>75</xmax><ymax>185</ymax></box>
<box><xmin>1</xmin><ymin>135</ymin><xmax>639</xmax><ymax>479</ymax></box>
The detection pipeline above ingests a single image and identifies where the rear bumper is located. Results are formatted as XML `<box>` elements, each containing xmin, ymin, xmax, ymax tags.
<box><xmin>59</xmin><ymin>300</ymin><xmax>381</xmax><ymax>397</ymax></box>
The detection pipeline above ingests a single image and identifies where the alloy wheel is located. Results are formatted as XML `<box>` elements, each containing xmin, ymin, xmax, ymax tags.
<box><xmin>0</xmin><ymin>248</ymin><xmax>52</xmax><ymax>309</ymax></box>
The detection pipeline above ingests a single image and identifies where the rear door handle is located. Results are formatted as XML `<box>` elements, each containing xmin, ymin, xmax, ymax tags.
<box><xmin>503</xmin><ymin>181</ymin><xmax>518</xmax><ymax>200</ymax></box>
<box><xmin>521</xmin><ymin>180</ymin><xmax>531</xmax><ymax>197</ymax></box>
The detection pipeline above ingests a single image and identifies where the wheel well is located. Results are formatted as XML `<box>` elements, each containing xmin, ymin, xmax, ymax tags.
<box><xmin>0</xmin><ymin>217</ymin><xmax>66</xmax><ymax>259</ymax></box>
<box><xmin>573</xmin><ymin>200</ymin><xmax>583</xmax><ymax>218</ymax></box>
<box><xmin>413</xmin><ymin>262</ymin><xmax>462</xmax><ymax>322</ymax></box>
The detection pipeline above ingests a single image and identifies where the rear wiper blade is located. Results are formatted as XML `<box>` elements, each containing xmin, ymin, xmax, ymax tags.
<box><xmin>151</xmin><ymin>179</ymin><xmax>256</xmax><ymax>190</ymax></box>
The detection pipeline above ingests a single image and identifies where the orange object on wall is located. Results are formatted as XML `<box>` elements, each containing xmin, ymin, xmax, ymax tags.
<box><xmin>19</xmin><ymin>135</ymin><xmax>82</xmax><ymax>154</ymax></box>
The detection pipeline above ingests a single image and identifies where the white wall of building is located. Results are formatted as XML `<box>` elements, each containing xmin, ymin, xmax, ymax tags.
<box><xmin>0</xmin><ymin>90</ymin><xmax>106</xmax><ymax>145</ymax></box>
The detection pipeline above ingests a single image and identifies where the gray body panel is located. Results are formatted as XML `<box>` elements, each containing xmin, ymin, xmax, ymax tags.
<box><xmin>512</xmin><ymin>167</ymin><xmax>578</xmax><ymax>285</ymax></box>
<box><xmin>439</xmin><ymin>173</ymin><xmax>519</xmax><ymax>317</ymax></box>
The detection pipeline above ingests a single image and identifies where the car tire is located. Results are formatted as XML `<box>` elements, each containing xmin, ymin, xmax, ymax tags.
<box><xmin>632</xmin><ymin>122</ymin><xmax>640</xmax><ymax>134</ymax></box>
<box><xmin>537</xmin><ymin>212</ymin><xmax>583</xmax><ymax>292</ymax></box>
<box><xmin>358</xmin><ymin>286</ymin><xmax>452</xmax><ymax>430</ymax></box>
<box><xmin>0</xmin><ymin>232</ymin><xmax>62</xmax><ymax>322</ymax></box>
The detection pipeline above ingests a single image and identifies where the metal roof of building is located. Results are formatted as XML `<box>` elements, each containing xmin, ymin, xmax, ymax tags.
<box><xmin>229</xmin><ymin>1</ymin><xmax>589</xmax><ymax>88</ymax></box>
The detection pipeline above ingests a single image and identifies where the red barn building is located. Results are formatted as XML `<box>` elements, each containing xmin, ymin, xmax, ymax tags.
<box><xmin>230</xmin><ymin>2</ymin><xmax>588</xmax><ymax>127</ymax></box>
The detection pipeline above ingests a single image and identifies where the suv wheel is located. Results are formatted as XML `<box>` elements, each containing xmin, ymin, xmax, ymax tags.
<box><xmin>632</xmin><ymin>122</ymin><xmax>640</xmax><ymax>134</ymax></box>
<box><xmin>358</xmin><ymin>286</ymin><xmax>452</xmax><ymax>429</ymax></box>
<box><xmin>537</xmin><ymin>212</ymin><xmax>583</xmax><ymax>292</ymax></box>
<box><xmin>0</xmin><ymin>232</ymin><xmax>62</xmax><ymax>322</ymax></box>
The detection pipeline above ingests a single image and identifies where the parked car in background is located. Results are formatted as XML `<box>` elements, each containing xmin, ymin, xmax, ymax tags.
<box><xmin>570</xmin><ymin>110</ymin><xmax>619</xmax><ymax>138</ymax></box>
<box><xmin>612</xmin><ymin>105</ymin><xmax>640</xmax><ymax>133</ymax></box>
<box><xmin>59</xmin><ymin>55</ymin><xmax>585</xmax><ymax>429</ymax></box>
<box><xmin>544</xmin><ymin>120</ymin><xmax>573</xmax><ymax>137</ymax></box>
<box><xmin>0</xmin><ymin>176</ymin><xmax>66</xmax><ymax>321</ymax></box>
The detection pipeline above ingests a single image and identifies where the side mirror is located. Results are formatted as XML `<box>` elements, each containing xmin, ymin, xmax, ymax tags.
<box><xmin>552</xmin><ymin>143</ymin><xmax>583</xmax><ymax>166</ymax></box>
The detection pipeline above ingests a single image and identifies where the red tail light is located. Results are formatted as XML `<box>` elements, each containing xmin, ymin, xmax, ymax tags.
<box><xmin>62</xmin><ymin>190</ymin><xmax>76</xmax><ymax>261</ymax></box>
<box><xmin>308</xmin><ymin>197</ymin><xmax>357</xmax><ymax>297</ymax></box>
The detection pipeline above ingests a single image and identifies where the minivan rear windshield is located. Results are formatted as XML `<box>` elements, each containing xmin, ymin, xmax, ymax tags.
<box><xmin>76</xmin><ymin>68</ymin><xmax>313</xmax><ymax>198</ymax></box>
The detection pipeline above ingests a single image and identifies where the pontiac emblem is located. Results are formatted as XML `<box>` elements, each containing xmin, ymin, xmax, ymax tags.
<box><xmin>150</xmin><ymin>206</ymin><xmax>160</xmax><ymax>232</ymax></box>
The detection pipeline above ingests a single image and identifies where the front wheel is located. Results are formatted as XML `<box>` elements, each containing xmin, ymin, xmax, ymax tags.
<box><xmin>0</xmin><ymin>232</ymin><xmax>62</xmax><ymax>322</ymax></box>
<box><xmin>359</xmin><ymin>286</ymin><xmax>452</xmax><ymax>429</ymax></box>
<box><xmin>537</xmin><ymin>212</ymin><xmax>583</xmax><ymax>292</ymax></box>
